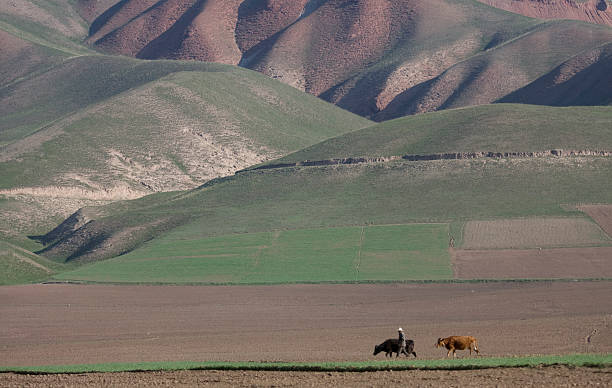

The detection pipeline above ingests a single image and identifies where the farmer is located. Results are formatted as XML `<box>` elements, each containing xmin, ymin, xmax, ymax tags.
<box><xmin>398</xmin><ymin>327</ymin><xmax>407</xmax><ymax>357</ymax></box>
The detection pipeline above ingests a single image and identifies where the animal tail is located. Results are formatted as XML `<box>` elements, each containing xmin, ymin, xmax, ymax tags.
<box><xmin>473</xmin><ymin>338</ymin><xmax>479</xmax><ymax>352</ymax></box>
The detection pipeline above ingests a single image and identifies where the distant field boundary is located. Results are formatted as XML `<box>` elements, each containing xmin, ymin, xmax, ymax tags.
<box><xmin>2</xmin><ymin>354</ymin><xmax>610</xmax><ymax>374</ymax></box>
<box><xmin>44</xmin><ymin>277</ymin><xmax>612</xmax><ymax>286</ymax></box>
<box><xmin>244</xmin><ymin>149</ymin><xmax>612</xmax><ymax>172</ymax></box>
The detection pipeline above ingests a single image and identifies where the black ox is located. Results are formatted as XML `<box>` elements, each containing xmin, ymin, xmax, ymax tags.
<box><xmin>373</xmin><ymin>338</ymin><xmax>417</xmax><ymax>357</ymax></box>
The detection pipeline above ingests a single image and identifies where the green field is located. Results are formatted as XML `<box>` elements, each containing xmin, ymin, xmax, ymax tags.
<box><xmin>2</xmin><ymin>354</ymin><xmax>609</xmax><ymax>373</ymax></box>
<box><xmin>54</xmin><ymin>224</ymin><xmax>451</xmax><ymax>284</ymax></box>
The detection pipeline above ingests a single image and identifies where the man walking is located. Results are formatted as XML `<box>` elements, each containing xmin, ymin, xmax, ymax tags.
<box><xmin>398</xmin><ymin>327</ymin><xmax>407</xmax><ymax>357</ymax></box>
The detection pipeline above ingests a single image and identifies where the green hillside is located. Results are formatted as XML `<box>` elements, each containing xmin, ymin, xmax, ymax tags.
<box><xmin>39</xmin><ymin>105</ymin><xmax>612</xmax><ymax>268</ymax></box>
<box><xmin>1</xmin><ymin>56</ymin><xmax>371</xmax><ymax>192</ymax></box>
<box><xmin>268</xmin><ymin>104</ymin><xmax>612</xmax><ymax>164</ymax></box>
<box><xmin>0</xmin><ymin>52</ymin><xmax>371</xmax><ymax>254</ymax></box>
<box><xmin>47</xmin><ymin>154</ymin><xmax>612</xmax><ymax>282</ymax></box>
<box><xmin>1</xmin><ymin>104</ymin><xmax>605</xmax><ymax>284</ymax></box>
<box><xmin>0</xmin><ymin>240</ymin><xmax>65</xmax><ymax>285</ymax></box>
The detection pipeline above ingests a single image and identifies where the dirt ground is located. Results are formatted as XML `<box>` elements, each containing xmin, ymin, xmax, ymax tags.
<box><xmin>452</xmin><ymin>247</ymin><xmax>612</xmax><ymax>279</ymax></box>
<box><xmin>0</xmin><ymin>282</ymin><xmax>611</xmax><ymax>386</ymax></box>
<box><xmin>2</xmin><ymin>366</ymin><xmax>611</xmax><ymax>387</ymax></box>
<box><xmin>1</xmin><ymin>282</ymin><xmax>611</xmax><ymax>364</ymax></box>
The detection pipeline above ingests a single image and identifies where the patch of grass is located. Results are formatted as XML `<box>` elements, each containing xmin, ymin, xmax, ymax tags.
<box><xmin>54</xmin><ymin>224</ymin><xmax>451</xmax><ymax>284</ymax></box>
<box><xmin>2</xmin><ymin>354</ymin><xmax>610</xmax><ymax>374</ymax></box>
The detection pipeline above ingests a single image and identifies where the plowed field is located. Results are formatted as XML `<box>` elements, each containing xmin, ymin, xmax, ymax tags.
<box><xmin>452</xmin><ymin>247</ymin><xmax>612</xmax><ymax>279</ymax></box>
<box><xmin>1</xmin><ymin>283</ymin><xmax>610</xmax><ymax>366</ymax></box>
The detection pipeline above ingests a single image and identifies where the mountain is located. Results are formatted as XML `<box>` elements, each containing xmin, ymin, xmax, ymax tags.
<box><xmin>77</xmin><ymin>0</ymin><xmax>612</xmax><ymax>119</ymax></box>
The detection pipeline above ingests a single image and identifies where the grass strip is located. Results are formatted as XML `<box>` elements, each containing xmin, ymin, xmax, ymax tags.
<box><xmin>2</xmin><ymin>354</ymin><xmax>610</xmax><ymax>374</ymax></box>
<box><xmin>46</xmin><ymin>277</ymin><xmax>612</xmax><ymax>286</ymax></box>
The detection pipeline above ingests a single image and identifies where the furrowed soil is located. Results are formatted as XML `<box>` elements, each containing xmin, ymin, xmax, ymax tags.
<box><xmin>2</xmin><ymin>366</ymin><xmax>611</xmax><ymax>387</ymax></box>
<box><xmin>1</xmin><ymin>282</ymin><xmax>610</xmax><ymax>386</ymax></box>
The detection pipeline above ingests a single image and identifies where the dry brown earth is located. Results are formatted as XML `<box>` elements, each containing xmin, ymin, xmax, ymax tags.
<box><xmin>1</xmin><ymin>282</ymin><xmax>610</xmax><ymax>367</ymax></box>
<box><xmin>2</xmin><ymin>366</ymin><xmax>611</xmax><ymax>387</ymax></box>
<box><xmin>452</xmin><ymin>247</ymin><xmax>612</xmax><ymax>279</ymax></box>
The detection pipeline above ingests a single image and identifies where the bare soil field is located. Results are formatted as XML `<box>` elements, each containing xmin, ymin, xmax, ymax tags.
<box><xmin>1</xmin><ymin>282</ymin><xmax>610</xmax><ymax>386</ymax></box>
<box><xmin>461</xmin><ymin>218</ymin><xmax>612</xmax><ymax>250</ymax></box>
<box><xmin>1</xmin><ymin>283</ymin><xmax>610</xmax><ymax>367</ymax></box>
<box><xmin>2</xmin><ymin>365</ymin><xmax>611</xmax><ymax>387</ymax></box>
<box><xmin>452</xmin><ymin>247</ymin><xmax>612</xmax><ymax>279</ymax></box>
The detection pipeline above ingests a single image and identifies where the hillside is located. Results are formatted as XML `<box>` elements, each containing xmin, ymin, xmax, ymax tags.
<box><xmin>0</xmin><ymin>54</ymin><xmax>370</xmax><ymax>251</ymax></box>
<box><xmin>1</xmin><ymin>56</ymin><xmax>370</xmax><ymax>192</ymax></box>
<box><xmin>373</xmin><ymin>21</ymin><xmax>612</xmax><ymax>120</ymax></box>
<box><xmin>499</xmin><ymin>42</ymin><xmax>612</xmax><ymax>106</ymax></box>
<box><xmin>74</xmin><ymin>0</ymin><xmax>612</xmax><ymax>119</ymax></box>
<box><xmin>476</xmin><ymin>0</ymin><xmax>612</xmax><ymax>27</ymax></box>
<box><xmin>267</xmin><ymin>104</ymin><xmax>612</xmax><ymax>164</ymax></box>
<box><xmin>37</xmin><ymin>105</ymin><xmax>612</xmax><ymax>270</ymax></box>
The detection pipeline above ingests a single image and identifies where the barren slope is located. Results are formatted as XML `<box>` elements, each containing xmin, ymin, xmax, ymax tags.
<box><xmin>79</xmin><ymin>0</ymin><xmax>612</xmax><ymax>119</ymax></box>
<box><xmin>375</xmin><ymin>20</ymin><xmax>612</xmax><ymax>120</ymax></box>
<box><xmin>476</xmin><ymin>0</ymin><xmax>612</xmax><ymax>26</ymax></box>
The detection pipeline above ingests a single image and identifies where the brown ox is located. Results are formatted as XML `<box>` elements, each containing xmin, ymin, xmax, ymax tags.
<box><xmin>435</xmin><ymin>336</ymin><xmax>479</xmax><ymax>357</ymax></box>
